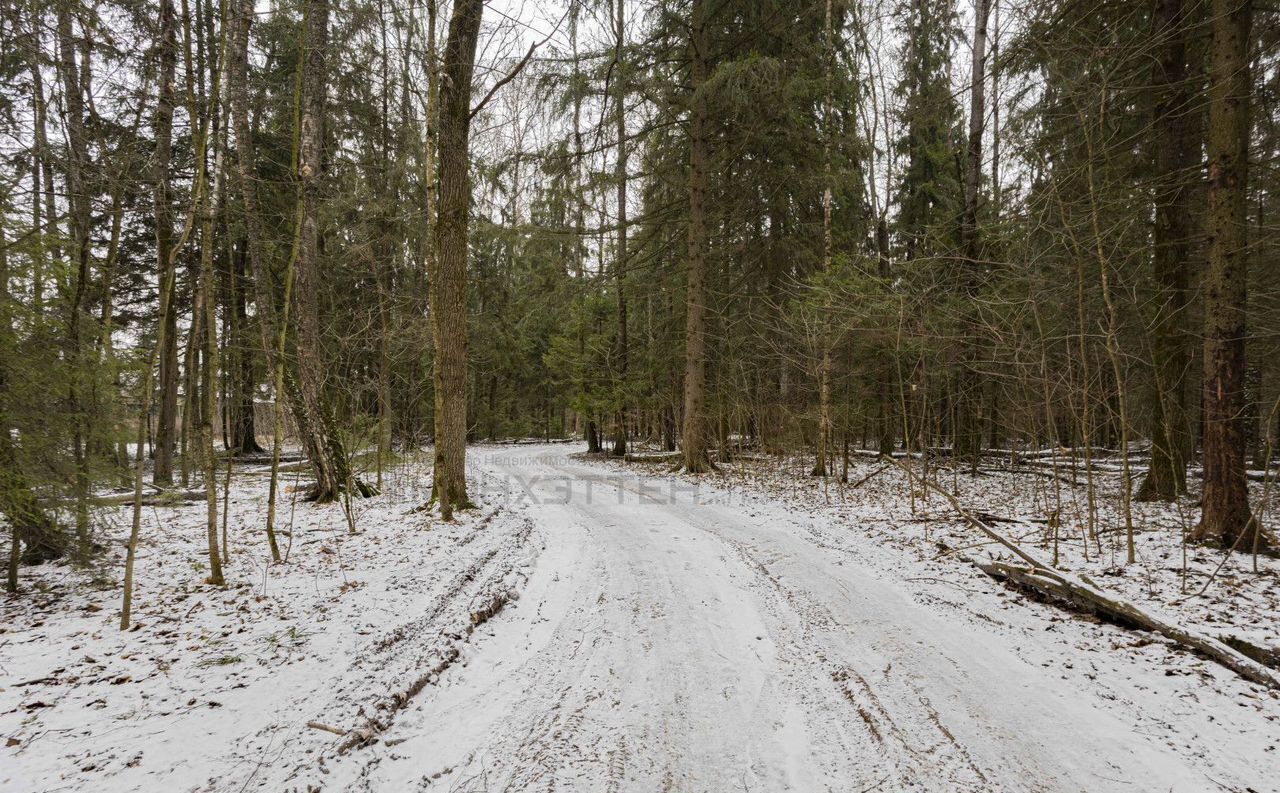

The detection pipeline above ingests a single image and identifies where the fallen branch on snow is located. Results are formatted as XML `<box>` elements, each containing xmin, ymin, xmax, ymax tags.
<box><xmin>885</xmin><ymin>456</ymin><xmax>1280</xmax><ymax>690</ymax></box>
<box><xmin>974</xmin><ymin>560</ymin><xmax>1280</xmax><ymax>688</ymax></box>
<box><xmin>92</xmin><ymin>490</ymin><xmax>206</xmax><ymax>507</ymax></box>
<box><xmin>305</xmin><ymin>721</ymin><xmax>348</xmax><ymax>736</ymax></box>
<box><xmin>624</xmin><ymin>452</ymin><xmax>681</xmax><ymax>464</ymax></box>
<box><xmin>846</xmin><ymin>462</ymin><xmax>892</xmax><ymax>490</ymax></box>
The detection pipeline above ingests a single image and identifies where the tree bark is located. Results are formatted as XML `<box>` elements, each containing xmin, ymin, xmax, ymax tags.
<box><xmin>1137</xmin><ymin>0</ymin><xmax>1196</xmax><ymax>502</ymax></box>
<box><xmin>812</xmin><ymin>0</ymin><xmax>836</xmax><ymax>477</ymax></box>
<box><xmin>373</xmin><ymin>0</ymin><xmax>394</xmax><ymax>490</ymax></box>
<box><xmin>229</xmin><ymin>242</ymin><xmax>264</xmax><ymax>454</ymax></box>
<box><xmin>228</xmin><ymin>0</ymin><xmax>282</xmax><ymax>376</ymax></box>
<box><xmin>292</xmin><ymin>0</ymin><xmax>361</xmax><ymax>502</ymax></box>
<box><xmin>429</xmin><ymin>0</ymin><xmax>484</xmax><ymax>515</ymax></box>
<box><xmin>153</xmin><ymin>0</ymin><xmax>180</xmax><ymax>487</ymax></box>
<box><xmin>421</xmin><ymin>0</ymin><xmax>439</xmax><ymax>304</ymax></box>
<box><xmin>56</xmin><ymin>0</ymin><xmax>92</xmax><ymax>551</ymax></box>
<box><xmin>876</xmin><ymin>218</ymin><xmax>896</xmax><ymax>455</ymax></box>
<box><xmin>1195</xmin><ymin>0</ymin><xmax>1257</xmax><ymax>549</ymax></box>
<box><xmin>26</xmin><ymin>9</ymin><xmax>59</xmax><ymax>323</ymax></box>
<box><xmin>26</xmin><ymin>20</ymin><xmax>50</xmax><ymax>324</ymax></box>
<box><xmin>569</xmin><ymin>2</ymin><xmax>588</xmax><ymax>444</ymax></box>
<box><xmin>611</xmin><ymin>0</ymin><xmax>629</xmax><ymax>459</ymax></box>
<box><xmin>228</xmin><ymin>0</ymin><xmax>283</xmax><ymax>560</ymax></box>
<box><xmin>954</xmin><ymin>0</ymin><xmax>988</xmax><ymax>467</ymax></box>
<box><xmin>976</xmin><ymin>560</ymin><xmax>1280</xmax><ymax>690</ymax></box>
<box><xmin>681</xmin><ymin>0</ymin><xmax>713</xmax><ymax>473</ymax></box>
<box><xmin>196</xmin><ymin>35</ymin><xmax>228</xmax><ymax>585</ymax></box>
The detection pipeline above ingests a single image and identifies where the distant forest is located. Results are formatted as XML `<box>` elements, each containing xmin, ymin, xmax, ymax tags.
<box><xmin>1</xmin><ymin>0</ymin><xmax>1277</xmax><ymax>596</ymax></box>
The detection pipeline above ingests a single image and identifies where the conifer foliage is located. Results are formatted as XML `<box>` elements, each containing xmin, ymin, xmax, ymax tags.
<box><xmin>1</xmin><ymin>0</ymin><xmax>1278</xmax><ymax>597</ymax></box>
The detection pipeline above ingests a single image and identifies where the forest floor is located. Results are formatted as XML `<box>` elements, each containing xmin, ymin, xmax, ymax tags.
<box><xmin>2</xmin><ymin>443</ymin><xmax>1278</xmax><ymax>792</ymax></box>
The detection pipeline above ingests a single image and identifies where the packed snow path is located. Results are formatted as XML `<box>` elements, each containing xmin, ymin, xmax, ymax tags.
<box><xmin>352</xmin><ymin>447</ymin><xmax>1209</xmax><ymax>792</ymax></box>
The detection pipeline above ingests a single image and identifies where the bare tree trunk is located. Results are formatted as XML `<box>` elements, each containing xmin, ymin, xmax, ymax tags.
<box><xmin>430</xmin><ymin>0</ymin><xmax>484</xmax><ymax>516</ymax></box>
<box><xmin>1195</xmin><ymin>0</ymin><xmax>1257</xmax><ymax>549</ymax></box>
<box><xmin>876</xmin><ymin>218</ymin><xmax>895</xmax><ymax>455</ymax></box>
<box><xmin>153</xmin><ymin>0</ymin><xmax>180</xmax><ymax>487</ymax></box>
<box><xmin>293</xmin><ymin>0</ymin><xmax>359</xmax><ymax>503</ymax></box>
<box><xmin>423</xmin><ymin>0</ymin><xmax>438</xmax><ymax>306</ymax></box>
<box><xmin>611</xmin><ymin>0</ymin><xmax>629</xmax><ymax>459</ymax></box>
<box><xmin>56</xmin><ymin>0</ymin><xmax>92</xmax><ymax>554</ymax></box>
<box><xmin>228</xmin><ymin>0</ymin><xmax>282</xmax><ymax>560</ymax></box>
<box><xmin>1137</xmin><ymin>0</ymin><xmax>1196</xmax><ymax>502</ymax></box>
<box><xmin>375</xmin><ymin>0</ymin><xmax>393</xmax><ymax>490</ymax></box>
<box><xmin>26</xmin><ymin>10</ymin><xmax>56</xmax><ymax>323</ymax></box>
<box><xmin>955</xmin><ymin>0</ymin><xmax>989</xmax><ymax>468</ymax></box>
<box><xmin>195</xmin><ymin>20</ymin><xmax>229</xmax><ymax>585</ymax></box>
<box><xmin>812</xmin><ymin>0</ymin><xmax>835</xmax><ymax>477</ymax></box>
<box><xmin>228</xmin><ymin>0</ymin><xmax>277</xmax><ymax>371</ymax></box>
<box><xmin>681</xmin><ymin>0</ymin><xmax>713</xmax><ymax>473</ymax></box>
<box><xmin>229</xmin><ymin>242</ymin><xmax>263</xmax><ymax>454</ymax></box>
<box><xmin>569</xmin><ymin>2</ymin><xmax>590</xmax><ymax>445</ymax></box>
<box><xmin>990</xmin><ymin>0</ymin><xmax>1000</xmax><ymax>214</ymax></box>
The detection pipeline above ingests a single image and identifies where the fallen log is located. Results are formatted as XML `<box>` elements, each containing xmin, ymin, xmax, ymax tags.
<box><xmin>624</xmin><ymin>451</ymin><xmax>682</xmax><ymax>464</ymax></box>
<box><xmin>226</xmin><ymin>452</ymin><xmax>307</xmax><ymax>464</ymax></box>
<box><xmin>238</xmin><ymin>460</ymin><xmax>312</xmax><ymax>476</ymax></box>
<box><xmin>92</xmin><ymin>490</ymin><xmax>205</xmax><ymax>507</ymax></box>
<box><xmin>885</xmin><ymin>456</ymin><xmax>1280</xmax><ymax>690</ymax></box>
<box><xmin>1221</xmin><ymin>635</ymin><xmax>1280</xmax><ymax>669</ymax></box>
<box><xmin>975</xmin><ymin>560</ymin><xmax>1280</xmax><ymax>688</ymax></box>
<box><xmin>846</xmin><ymin>462</ymin><xmax>892</xmax><ymax>490</ymax></box>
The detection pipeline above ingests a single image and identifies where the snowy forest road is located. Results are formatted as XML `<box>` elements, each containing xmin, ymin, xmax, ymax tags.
<box><xmin>346</xmin><ymin>446</ymin><xmax>1213</xmax><ymax>792</ymax></box>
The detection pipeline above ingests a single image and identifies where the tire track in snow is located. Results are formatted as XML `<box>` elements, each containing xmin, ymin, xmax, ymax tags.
<box><xmin>298</xmin><ymin>447</ymin><xmax>1217</xmax><ymax>792</ymax></box>
<box><xmin>233</xmin><ymin>474</ymin><xmax>540</xmax><ymax>792</ymax></box>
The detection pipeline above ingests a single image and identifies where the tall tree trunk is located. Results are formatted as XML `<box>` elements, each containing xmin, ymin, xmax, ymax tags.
<box><xmin>228</xmin><ymin>0</ymin><xmax>278</xmax><ymax>371</ymax></box>
<box><xmin>430</xmin><ymin>0</ymin><xmax>484</xmax><ymax>516</ymax></box>
<box><xmin>876</xmin><ymin>217</ymin><xmax>896</xmax><ymax>455</ymax></box>
<box><xmin>153</xmin><ymin>0</ymin><xmax>180</xmax><ymax>486</ymax></box>
<box><xmin>195</xmin><ymin>17</ymin><xmax>229</xmax><ymax>584</ymax></box>
<box><xmin>990</xmin><ymin>0</ymin><xmax>1000</xmax><ymax>215</ymax></box>
<box><xmin>224</xmin><ymin>6</ymin><xmax>262</xmax><ymax>464</ymax></box>
<box><xmin>611</xmin><ymin>0</ymin><xmax>628</xmax><ymax>458</ymax></box>
<box><xmin>569</xmin><ymin>1</ymin><xmax>587</xmax><ymax>443</ymax></box>
<box><xmin>26</xmin><ymin>18</ymin><xmax>51</xmax><ymax>325</ymax></box>
<box><xmin>1195</xmin><ymin>0</ymin><xmax>1256</xmax><ymax>549</ymax></box>
<box><xmin>26</xmin><ymin>7</ymin><xmax>61</xmax><ymax>326</ymax></box>
<box><xmin>681</xmin><ymin>0</ymin><xmax>713</xmax><ymax>473</ymax></box>
<box><xmin>812</xmin><ymin>0</ymin><xmax>835</xmax><ymax>477</ymax></box>
<box><xmin>293</xmin><ymin>0</ymin><xmax>357</xmax><ymax>502</ymax></box>
<box><xmin>374</xmin><ymin>0</ymin><xmax>393</xmax><ymax>490</ymax></box>
<box><xmin>955</xmin><ymin>0</ymin><xmax>988</xmax><ymax>467</ymax></box>
<box><xmin>56</xmin><ymin>0</ymin><xmax>92</xmax><ymax>553</ymax></box>
<box><xmin>228</xmin><ymin>0</ymin><xmax>283</xmax><ymax>560</ymax></box>
<box><xmin>420</xmin><ymin>0</ymin><xmax>438</xmax><ymax>308</ymax></box>
<box><xmin>1137</xmin><ymin>0</ymin><xmax>1196</xmax><ymax>502</ymax></box>
<box><xmin>229</xmin><ymin>242</ymin><xmax>263</xmax><ymax>454</ymax></box>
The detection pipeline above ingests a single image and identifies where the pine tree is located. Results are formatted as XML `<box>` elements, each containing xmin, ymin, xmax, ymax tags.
<box><xmin>1196</xmin><ymin>0</ymin><xmax>1257</xmax><ymax>550</ymax></box>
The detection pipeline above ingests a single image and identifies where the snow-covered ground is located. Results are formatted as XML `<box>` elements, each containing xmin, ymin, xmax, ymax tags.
<box><xmin>3</xmin><ymin>444</ymin><xmax>1278</xmax><ymax>792</ymax></box>
<box><xmin>0</xmin><ymin>454</ymin><xmax>536</xmax><ymax>792</ymax></box>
